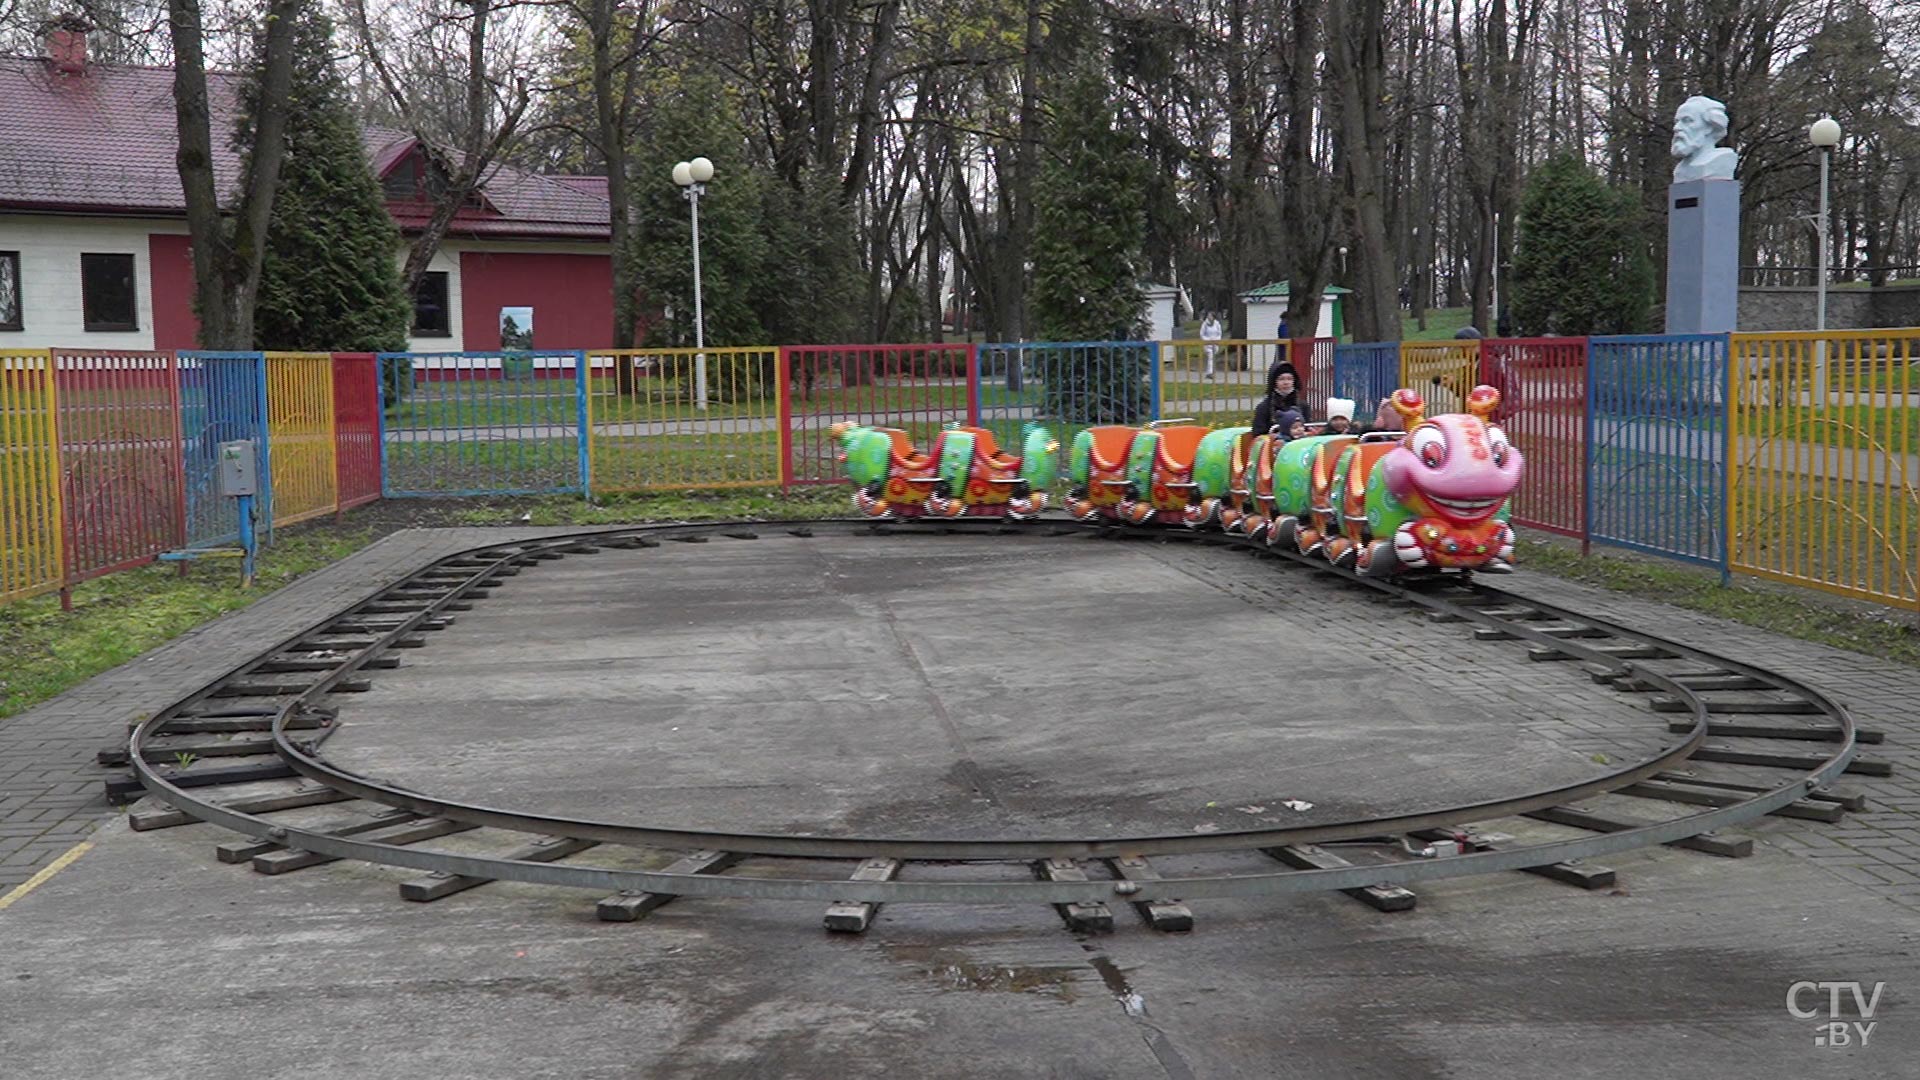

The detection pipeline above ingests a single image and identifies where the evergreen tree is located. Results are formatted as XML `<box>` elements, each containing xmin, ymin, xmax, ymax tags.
<box><xmin>760</xmin><ymin>166</ymin><xmax>860</xmax><ymax>347</ymax></box>
<box><xmin>628</xmin><ymin>70</ymin><xmax>770</xmax><ymax>400</ymax></box>
<box><xmin>1030</xmin><ymin>62</ymin><xmax>1151</xmax><ymax>422</ymax></box>
<box><xmin>1511</xmin><ymin>156</ymin><xmax>1655</xmax><ymax>336</ymax></box>
<box><xmin>243</xmin><ymin>6</ymin><xmax>410</xmax><ymax>356</ymax></box>
<box><xmin>630</xmin><ymin>71</ymin><xmax>767</xmax><ymax>349</ymax></box>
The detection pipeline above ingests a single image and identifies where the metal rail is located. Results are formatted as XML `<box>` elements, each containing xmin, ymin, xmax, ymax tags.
<box><xmin>124</xmin><ymin>517</ymin><xmax>1863</xmax><ymax>907</ymax></box>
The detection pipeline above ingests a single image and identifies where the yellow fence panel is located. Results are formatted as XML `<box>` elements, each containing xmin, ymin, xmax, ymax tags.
<box><xmin>265</xmin><ymin>352</ymin><xmax>338</xmax><ymax>527</ymax></box>
<box><xmin>584</xmin><ymin>347</ymin><xmax>784</xmax><ymax>493</ymax></box>
<box><xmin>0</xmin><ymin>350</ymin><xmax>64</xmax><ymax>603</ymax></box>
<box><xmin>1728</xmin><ymin>329</ymin><xmax>1920</xmax><ymax>609</ymax></box>
<box><xmin>1158</xmin><ymin>339</ymin><xmax>1285</xmax><ymax>427</ymax></box>
<box><xmin>1400</xmin><ymin>341</ymin><xmax>1481</xmax><ymax>415</ymax></box>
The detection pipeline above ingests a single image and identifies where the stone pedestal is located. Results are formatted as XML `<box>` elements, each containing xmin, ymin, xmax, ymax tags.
<box><xmin>1665</xmin><ymin>178</ymin><xmax>1739</xmax><ymax>334</ymax></box>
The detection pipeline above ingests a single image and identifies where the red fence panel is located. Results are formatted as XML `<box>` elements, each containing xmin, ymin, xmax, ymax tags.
<box><xmin>783</xmin><ymin>343</ymin><xmax>975</xmax><ymax>484</ymax></box>
<box><xmin>51</xmin><ymin>349</ymin><xmax>185</xmax><ymax>584</ymax></box>
<box><xmin>332</xmin><ymin>353</ymin><xmax>382</xmax><ymax>510</ymax></box>
<box><xmin>1292</xmin><ymin>337</ymin><xmax>1336</xmax><ymax>420</ymax></box>
<box><xmin>1479</xmin><ymin>337</ymin><xmax>1586</xmax><ymax>541</ymax></box>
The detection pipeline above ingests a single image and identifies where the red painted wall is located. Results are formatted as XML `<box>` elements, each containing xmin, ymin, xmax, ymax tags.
<box><xmin>148</xmin><ymin>233</ymin><xmax>199</xmax><ymax>350</ymax></box>
<box><xmin>458</xmin><ymin>251</ymin><xmax>613</xmax><ymax>351</ymax></box>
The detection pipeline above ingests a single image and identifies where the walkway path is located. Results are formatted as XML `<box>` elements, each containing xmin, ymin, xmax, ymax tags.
<box><xmin>0</xmin><ymin>526</ymin><xmax>588</xmax><ymax>895</ymax></box>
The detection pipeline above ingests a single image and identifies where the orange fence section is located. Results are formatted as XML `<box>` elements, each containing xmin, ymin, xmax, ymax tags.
<box><xmin>264</xmin><ymin>352</ymin><xmax>338</xmax><ymax>527</ymax></box>
<box><xmin>0</xmin><ymin>350</ymin><xmax>64</xmax><ymax>602</ymax></box>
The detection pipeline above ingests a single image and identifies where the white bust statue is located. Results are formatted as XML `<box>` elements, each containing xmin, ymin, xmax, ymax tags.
<box><xmin>1671</xmin><ymin>95</ymin><xmax>1737</xmax><ymax>182</ymax></box>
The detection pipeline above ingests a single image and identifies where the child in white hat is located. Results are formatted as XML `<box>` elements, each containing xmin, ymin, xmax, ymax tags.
<box><xmin>1323</xmin><ymin>398</ymin><xmax>1358</xmax><ymax>435</ymax></box>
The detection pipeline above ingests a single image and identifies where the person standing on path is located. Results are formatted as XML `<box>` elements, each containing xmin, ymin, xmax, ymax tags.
<box><xmin>1200</xmin><ymin>313</ymin><xmax>1224</xmax><ymax>380</ymax></box>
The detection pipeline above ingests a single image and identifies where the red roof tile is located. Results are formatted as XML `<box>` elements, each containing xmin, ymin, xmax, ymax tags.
<box><xmin>361</xmin><ymin>124</ymin><xmax>610</xmax><ymax>240</ymax></box>
<box><xmin>0</xmin><ymin>57</ymin><xmax>243</xmax><ymax>213</ymax></box>
<box><xmin>0</xmin><ymin>58</ymin><xmax>610</xmax><ymax>241</ymax></box>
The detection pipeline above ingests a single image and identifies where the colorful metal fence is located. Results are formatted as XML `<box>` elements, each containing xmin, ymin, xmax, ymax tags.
<box><xmin>378</xmin><ymin>351</ymin><xmax>586</xmax><ymax>497</ymax></box>
<box><xmin>51</xmin><ymin>350</ymin><xmax>185</xmax><ymax>585</ymax></box>
<box><xmin>1332</xmin><ymin>342</ymin><xmax>1400</xmax><ymax>419</ymax></box>
<box><xmin>976</xmin><ymin>342</ymin><xmax>1155</xmax><ymax>483</ymax></box>
<box><xmin>1728</xmin><ymin>330</ymin><xmax>1920</xmax><ymax>608</ymax></box>
<box><xmin>584</xmin><ymin>347</ymin><xmax>784</xmax><ymax>492</ymax></box>
<box><xmin>1400</xmin><ymin>341</ymin><xmax>1481</xmax><ymax>417</ymax></box>
<box><xmin>1293</xmin><ymin>337</ymin><xmax>1336</xmax><ymax>421</ymax></box>
<box><xmin>785</xmin><ymin>344</ymin><xmax>977</xmax><ymax>485</ymax></box>
<box><xmin>1480</xmin><ymin>338</ymin><xmax>1587</xmax><ymax>540</ymax></box>
<box><xmin>15</xmin><ymin>331</ymin><xmax>1920</xmax><ymax>617</ymax></box>
<box><xmin>264</xmin><ymin>353</ymin><xmax>339</xmax><ymax>528</ymax></box>
<box><xmin>1586</xmin><ymin>334</ymin><xmax>1728</xmax><ymax>568</ymax></box>
<box><xmin>1159</xmin><ymin>338</ymin><xmax>1282</xmax><ymax>425</ymax></box>
<box><xmin>177</xmin><ymin>352</ymin><xmax>267</xmax><ymax>549</ymax></box>
<box><xmin>332</xmin><ymin>353</ymin><xmax>382</xmax><ymax>511</ymax></box>
<box><xmin>0</xmin><ymin>349</ymin><xmax>64</xmax><ymax>603</ymax></box>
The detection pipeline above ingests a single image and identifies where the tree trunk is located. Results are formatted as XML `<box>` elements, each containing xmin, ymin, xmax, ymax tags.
<box><xmin>1006</xmin><ymin>0</ymin><xmax>1044</xmax><ymax>340</ymax></box>
<box><xmin>1280</xmin><ymin>0</ymin><xmax>1333</xmax><ymax>336</ymax></box>
<box><xmin>589</xmin><ymin>0</ymin><xmax>640</xmax><ymax>395</ymax></box>
<box><xmin>1327</xmin><ymin>0</ymin><xmax>1399</xmax><ymax>343</ymax></box>
<box><xmin>169</xmin><ymin>0</ymin><xmax>299</xmax><ymax>350</ymax></box>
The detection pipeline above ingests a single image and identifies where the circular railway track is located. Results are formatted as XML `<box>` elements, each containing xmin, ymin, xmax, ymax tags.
<box><xmin>104</xmin><ymin>517</ymin><xmax>1891</xmax><ymax>934</ymax></box>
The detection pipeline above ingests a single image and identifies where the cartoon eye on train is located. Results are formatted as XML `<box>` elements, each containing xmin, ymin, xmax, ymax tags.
<box><xmin>832</xmin><ymin>420</ymin><xmax>1059</xmax><ymax>520</ymax></box>
<box><xmin>832</xmin><ymin>385</ymin><xmax>1524</xmax><ymax>576</ymax></box>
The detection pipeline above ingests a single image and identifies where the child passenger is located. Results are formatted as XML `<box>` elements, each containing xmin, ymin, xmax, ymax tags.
<box><xmin>1271</xmin><ymin>408</ymin><xmax>1307</xmax><ymax>441</ymax></box>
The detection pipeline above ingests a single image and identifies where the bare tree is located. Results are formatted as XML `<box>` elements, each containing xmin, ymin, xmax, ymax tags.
<box><xmin>346</xmin><ymin>0</ymin><xmax>533</xmax><ymax>294</ymax></box>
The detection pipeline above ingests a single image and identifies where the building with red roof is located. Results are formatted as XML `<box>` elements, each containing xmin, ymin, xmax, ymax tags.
<box><xmin>0</xmin><ymin>27</ymin><xmax>615</xmax><ymax>353</ymax></box>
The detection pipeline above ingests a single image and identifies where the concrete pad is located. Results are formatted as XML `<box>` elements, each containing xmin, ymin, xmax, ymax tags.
<box><xmin>1</xmin><ymin>808</ymin><xmax>1914</xmax><ymax>1079</ymax></box>
<box><xmin>322</xmin><ymin>533</ymin><xmax>1666</xmax><ymax>840</ymax></box>
<box><xmin>2</xmin><ymin>528</ymin><xmax>1917</xmax><ymax>1078</ymax></box>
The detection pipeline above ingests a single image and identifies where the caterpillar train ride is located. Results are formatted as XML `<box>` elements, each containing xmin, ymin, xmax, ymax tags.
<box><xmin>831</xmin><ymin>385</ymin><xmax>1525</xmax><ymax>577</ymax></box>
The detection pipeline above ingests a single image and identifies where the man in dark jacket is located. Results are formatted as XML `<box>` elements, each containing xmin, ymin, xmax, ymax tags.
<box><xmin>1251</xmin><ymin>360</ymin><xmax>1302</xmax><ymax>435</ymax></box>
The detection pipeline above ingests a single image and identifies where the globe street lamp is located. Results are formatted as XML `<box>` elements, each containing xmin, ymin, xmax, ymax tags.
<box><xmin>673</xmin><ymin>156</ymin><xmax>715</xmax><ymax>409</ymax></box>
<box><xmin>1809</xmin><ymin>117</ymin><xmax>1841</xmax><ymax>403</ymax></box>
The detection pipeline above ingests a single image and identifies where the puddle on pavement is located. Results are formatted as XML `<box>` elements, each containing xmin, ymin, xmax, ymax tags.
<box><xmin>884</xmin><ymin>945</ymin><xmax>1082</xmax><ymax>1002</ymax></box>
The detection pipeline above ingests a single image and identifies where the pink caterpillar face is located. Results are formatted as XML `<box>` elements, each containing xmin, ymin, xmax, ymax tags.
<box><xmin>1382</xmin><ymin>412</ymin><xmax>1524</xmax><ymax>526</ymax></box>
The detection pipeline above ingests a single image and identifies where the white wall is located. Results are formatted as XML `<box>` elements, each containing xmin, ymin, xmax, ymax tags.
<box><xmin>0</xmin><ymin>214</ymin><xmax>187</xmax><ymax>350</ymax></box>
<box><xmin>1144</xmin><ymin>292</ymin><xmax>1176</xmax><ymax>341</ymax></box>
<box><xmin>1244</xmin><ymin>295</ymin><xmax>1333</xmax><ymax>341</ymax></box>
<box><xmin>402</xmin><ymin>245</ymin><xmax>464</xmax><ymax>354</ymax></box>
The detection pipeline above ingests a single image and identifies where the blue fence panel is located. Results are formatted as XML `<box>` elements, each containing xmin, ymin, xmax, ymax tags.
<box><xmin>177</xmin><ymin>351</ymin><xmax>267</xmax><ymax>548</ymax></box>
<box><xmin>1585</xmin><ymin>334</ymin><xmax>1729</xmax><ymax>569</ymax></box>
<box><xmin>378</xmin><ymin>351</ymin><xmax>586</xmax><ymax>496</ymax></box>
<box><xmin>1332</xmin><ymin>342</ymin><xmax>1400</xmax><ymax>414</ymax></box>
<box><xmin>977</xmin><ymin>342</ymin><xmax>1157</xmax><ymax>481</ymax></box>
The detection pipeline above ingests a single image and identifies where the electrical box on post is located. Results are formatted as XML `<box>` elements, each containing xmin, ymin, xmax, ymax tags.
<box><xmin>217</xmin><ymin>440</ymin><xmax>258</xmax><ymax>497</ymax></box>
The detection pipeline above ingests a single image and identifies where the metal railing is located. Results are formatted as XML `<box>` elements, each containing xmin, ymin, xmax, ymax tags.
<box><xmin>583</xmin><ymin>347</ymin><xmax>783</xmax><ymax>492</ymax></box>
<box><xmin>7</xmin><ymin>332</ymin><xmax>1920</xmax><ymax>614</ymax></box>
<box><xmin>1728</xmin><ymin>329</ymin><xmax>1920</xmax><ymax>608</ymax></box>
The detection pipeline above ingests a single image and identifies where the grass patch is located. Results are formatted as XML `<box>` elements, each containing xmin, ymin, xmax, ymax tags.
<box><xmin>0</xmin><ymin>525</ymin><xmax>375</xmax><ymax>719</ymax></box>
<box><xmin>388</xmin><ymin>378</ymin><xmax>976</xmax><ymax>430</ymax></box>
<box><xmin>1517</xmin><ymin>536</ymin><xmax>1920</xmax><ymax>668</ymax></box>
<box><xmin>1403</xmin><ymin>306</ymin><xmax>1476</xmax><ymax>341</ymax></box>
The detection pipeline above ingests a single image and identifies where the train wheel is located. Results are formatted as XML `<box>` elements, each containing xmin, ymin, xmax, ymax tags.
<box><xmin>1359</xmin><ymin>539</ymin><xmax>1399</xmax><ymax>576</ymax></box>
<box><xmin>1324</xmin><ymin>536</ymin><xmax>1357</xmax><ymax>568</ymax></box>
<box><xmin>1272</xmin><ymin>516</ymin><xmax>1299</xmax><ymax>550</ymax></box>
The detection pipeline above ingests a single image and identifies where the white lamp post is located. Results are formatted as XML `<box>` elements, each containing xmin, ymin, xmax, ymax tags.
<box><xmin>1809</xmin><ymin>117</ymin><xmax>1841</xmax><ymax>404</ymax></box>
<box><xmin>673</xmin><ymin>156</ymin><xmax>715</xmax><ymax>409</ymax></box>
